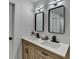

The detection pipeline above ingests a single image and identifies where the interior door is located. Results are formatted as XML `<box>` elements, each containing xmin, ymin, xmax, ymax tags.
<box><xmin>9</xmin><ymin>3</ymin><xmax>15</xmax><ymax>59</ymax></box>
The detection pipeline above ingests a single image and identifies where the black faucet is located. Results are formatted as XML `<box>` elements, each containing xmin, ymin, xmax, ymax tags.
<box><xmin>51</xmin><ymin>36</ymin><xmax>59</xmax><ymax>43</ymax></box>
<box><xmin>51</xmin><ymin>36</ymin><xmax>56</xmax><ymax>42</ymax></box>
<box><xmin>35</xmin><ymin>33</ymin><xmax>40</xmax><ymax>38</ymax></box>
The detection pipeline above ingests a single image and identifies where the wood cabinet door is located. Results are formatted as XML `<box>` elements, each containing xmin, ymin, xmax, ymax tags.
<box><xmin>34</xmin><ymin>49</ymin><xmax>54</xmax><ymax>59</ymax></box>
<box><xmin>24</xmin><ymin>47</ymin><xmax>29</xmax><ymax>59</ymax></box>
<box><xmin>23</xmin><ymin>42</ymin><xmax>29</xmax><ymax>59</ymax></box>
<box><xmin>22</xmin><ymin>40</ymin><xmax>34</xmax><ymax>59</ymax></box>
<box><xmin>28</xmin><ymin>45</ymin><xmax>34</xmax><ymax>59</ymax></box>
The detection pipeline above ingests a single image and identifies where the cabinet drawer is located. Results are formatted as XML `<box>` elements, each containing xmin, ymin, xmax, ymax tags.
<box><xmin>35</xmin><ymin>46</ymin><xmax>63</xmax><ymax>59</ymax></box>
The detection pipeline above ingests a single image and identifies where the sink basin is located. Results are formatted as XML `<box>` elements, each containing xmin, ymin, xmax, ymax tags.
<box><xmin>41</xmin><ymin>41</ymin><xmax>61</xmax><ymax>49</ymax></box>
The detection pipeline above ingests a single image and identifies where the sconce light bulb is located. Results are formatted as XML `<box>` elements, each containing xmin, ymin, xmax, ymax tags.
<box><xmin>54</xmin><ymin>3</ymin><xmax>57</xmax><ymax>6</ymax></box>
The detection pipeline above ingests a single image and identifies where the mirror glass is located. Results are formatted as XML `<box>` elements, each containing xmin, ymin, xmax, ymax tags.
<box><xmin>35</xmin><ymin>12</ymin><xmax>44</xmax><ymax>32</ymax></box>
<box><xmin>48</xmin><ymin>5</ymin><xmax>65</xmax><ymax>34</ymax></box>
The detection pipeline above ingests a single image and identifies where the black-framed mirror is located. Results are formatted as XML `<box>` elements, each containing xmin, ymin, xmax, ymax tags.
<box><xmin>35</xmin><ymin>12</ymin><xmax>44</xmax><ymax>32</ymax></box>
<box><xmin>48</xmin><ymin>5</ymin><xmax>65</xmax><ymax>34</ymax></box>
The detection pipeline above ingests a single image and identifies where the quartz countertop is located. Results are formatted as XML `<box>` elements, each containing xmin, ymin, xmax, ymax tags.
<box><xmin>22</xmin><ymin>36</ymin><xmax>69</xmax><ymax>58</ymax></box>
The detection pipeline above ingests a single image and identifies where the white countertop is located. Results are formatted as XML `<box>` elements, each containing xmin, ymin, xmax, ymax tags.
<box><xmin>22</xmin><ymin>36</ymin><xmax>69</xmax><ymax>58</ymax></box>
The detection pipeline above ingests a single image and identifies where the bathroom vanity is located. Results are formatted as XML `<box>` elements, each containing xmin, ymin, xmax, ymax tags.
<box><xmin>22</xmin><ymin>36</ymin><xmax>69</xmax><ymax>59</ymax></box>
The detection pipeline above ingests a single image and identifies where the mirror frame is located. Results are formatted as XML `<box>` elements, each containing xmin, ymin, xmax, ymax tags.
<box><xmin>35</xmin><ymin>12</ymin><xmax>44</xmax><ymax>32</ymax></box>
<box><xmin>48</xmin><ymin>5</ymin><xmax>65</xmax><ymax>34</ymax></box>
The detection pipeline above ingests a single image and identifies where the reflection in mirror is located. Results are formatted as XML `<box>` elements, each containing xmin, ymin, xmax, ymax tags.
<box><xmin>48</xmin><ymin>5</ymin><xmax>65</xmax><ymax>34</ymax></box>
<box><xmin>35</xmin><ymin>12</ymin><xmax>44</xmax><ymax>32</ymax></box>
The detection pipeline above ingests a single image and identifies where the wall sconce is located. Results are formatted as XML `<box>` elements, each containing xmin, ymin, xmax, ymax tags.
<box><xmin>35</xmin><ymin>9</ymin><xmax>44</xmax><ymax>13</ymax></box>
<box><xmin>35</xmin><ymin>10</ymin><xmax>39</xmax><ymax>13</ymax></box>
<box><xmin>39</xmin><ymin>8</ymin><xmax>44</xmax><ymax>12</ymax></box>
<box><xmin>35</xmin><ymin>8</ymin><xmax>44</xmax><ymax>13</ymax></box>
<box><xmin>48</xmin><ymin>0</ymin><xmax>63</xmax><ymax>6</ymax></box>
<box><xmin>35</xmin><ymin>5</ymin><xmax>44</xmax><ymax>13</ymax></box>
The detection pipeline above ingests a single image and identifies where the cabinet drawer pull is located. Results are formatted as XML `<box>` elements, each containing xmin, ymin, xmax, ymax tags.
<box><xmin>25</xmin><ymin>43</ymin><xmax>29</xmax><ymax>45</ymax></box>
<box><xmin>41</xmin><ymin>52</ymin><xmax>48</xmax><ymax>56</ymax></box>
<box><xmin>25</xmin><ymin>48</ymin><xmax>28</xmax><ymax>54</ymax></box>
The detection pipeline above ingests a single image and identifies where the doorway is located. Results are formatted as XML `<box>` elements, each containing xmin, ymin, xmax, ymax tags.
<box><xmin>9</xmin><ymin>2</ymin><xmax>15</xmax><ymax>59</ymax></box>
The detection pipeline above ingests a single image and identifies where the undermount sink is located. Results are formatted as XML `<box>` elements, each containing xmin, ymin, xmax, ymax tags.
<box><xmin>41</xmin><ymin>41</ymin><xmax>61</xmax><ymax>49</ymax></box>
<box><xmin>27</xmin><ymin>36</ymin><xmax>61</xmax><ymax>48</ymax></box>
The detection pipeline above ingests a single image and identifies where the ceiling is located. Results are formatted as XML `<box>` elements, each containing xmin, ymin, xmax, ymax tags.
<box><xmin>9</xmin><ymin>0</ymin><xmax>58</xmax><ymax>4</ymax></box>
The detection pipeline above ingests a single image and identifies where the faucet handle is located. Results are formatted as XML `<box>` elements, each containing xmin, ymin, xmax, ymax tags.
<box><xmin>31</xmin><ymin>31</ymin><xmax>34</xmax><ymax>35</ymax></box>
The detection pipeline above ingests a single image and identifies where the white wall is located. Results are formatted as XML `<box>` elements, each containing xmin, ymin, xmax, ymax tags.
<box><xmin>34</xmin><ymin>0</ymin><xmax>70</xmax><ymax>44</ymax></box>
<box><xmin>9</xmin><ymin>0</ymin><xmax>34</xmax><ymax>59</ymax></box>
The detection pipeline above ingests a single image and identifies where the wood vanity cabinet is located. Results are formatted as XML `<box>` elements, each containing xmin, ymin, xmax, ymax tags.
<box><xmin>22</xmin><ymin>39</ymin><xmax>68</xmax><ymax>59</ymax></box>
